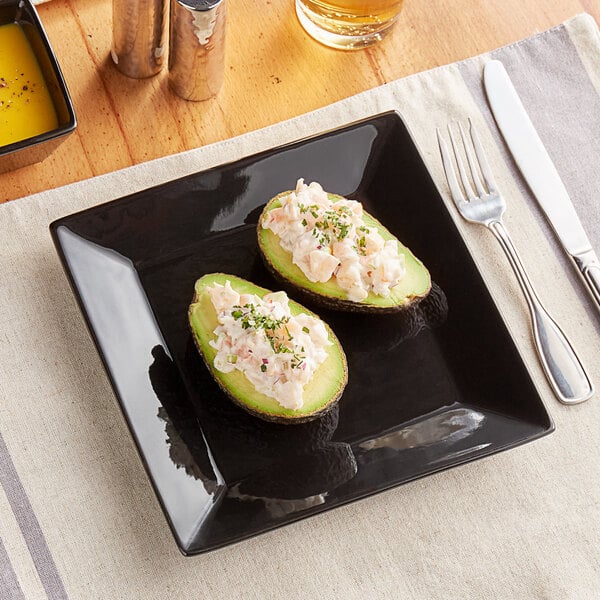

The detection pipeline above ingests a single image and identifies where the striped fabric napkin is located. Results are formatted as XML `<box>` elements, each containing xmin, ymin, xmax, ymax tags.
<box><xmin>1</xmin><ymin>13</ymin><xmax>600</xmax><ymax>600</ymax></box>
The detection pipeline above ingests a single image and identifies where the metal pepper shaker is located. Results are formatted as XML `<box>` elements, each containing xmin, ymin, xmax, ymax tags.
<box><xmin>168</xmin><ymin>0</ymin><xmax>226</xmax><ymax>101</ymax></box>
<box><xmin>111</xmin><ymin>0</ymin><xmax>168</xmax><ymax>78</ymax></box>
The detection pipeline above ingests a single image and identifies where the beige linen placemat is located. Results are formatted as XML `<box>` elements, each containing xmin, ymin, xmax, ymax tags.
<box><xmin>2</xmin><ymin>13</ymin><xmax>600</xmax><ymax>600</ymax></box>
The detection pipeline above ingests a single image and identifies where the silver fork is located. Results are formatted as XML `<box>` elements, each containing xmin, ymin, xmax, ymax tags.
<box><xmin>437</xmin><ymin>119</ymin><xmax>592</xmax><ymax>405</ymax></box>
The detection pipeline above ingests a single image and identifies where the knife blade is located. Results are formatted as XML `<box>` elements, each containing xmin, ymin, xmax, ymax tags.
<box><xmin>483</xmin><ymin>59</ymin><xmax>600</xmax><ymax>313</ymax></box>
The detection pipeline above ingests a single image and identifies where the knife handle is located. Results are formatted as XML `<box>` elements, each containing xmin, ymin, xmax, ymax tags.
<box><xmin>573</xmin><ymin>250</ymin><xmax>600</xmax><ymax>312</ymax></box>
<box><xmin>583</xmin><ymin>265</ymin><xmax>600</xmax><ymax>307</ymax></box>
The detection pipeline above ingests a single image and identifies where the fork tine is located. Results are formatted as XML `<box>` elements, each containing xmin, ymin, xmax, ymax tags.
<box><xmin>447</xmin><ymin>124</ymin><xmax>477</xmax><ymax>202</ymax></box>
<box><xmin>436</xmin><ymin>128</ymin><xmax>467</xmax><ymax>207</ymax></box>
<box><xmin>467</xmin><ymin>118</ymin><xmax>499</xmax><ymax>194</ymax></box>
<box><xmin>459</xmin><ymin>122</ymin><xmax>486</xmax><ymax>197</ymax></box>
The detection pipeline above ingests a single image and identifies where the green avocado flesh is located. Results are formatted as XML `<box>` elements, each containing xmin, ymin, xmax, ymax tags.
<box><xmin>188</xmin><ymin>273</ymin><xmax>348</xmax><ymax>424</ymax></box>
<box><xmin>258</xmin><ymin>192</ymin><xmax>432</xmax><ymax>313</ymax></box>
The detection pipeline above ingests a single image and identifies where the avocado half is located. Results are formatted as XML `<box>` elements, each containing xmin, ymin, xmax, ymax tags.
<box><xmin>188</xmin><ymin>273</ymin><xmax>348</xmax><ymax>424</ymax></box>
<box><xmin>257</xmin><ymin>191</ymin><xmax>432</xmax><ymax>313</ymax></box>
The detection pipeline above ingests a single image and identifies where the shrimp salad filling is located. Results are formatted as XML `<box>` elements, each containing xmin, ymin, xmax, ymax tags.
<box><xmin>262</xmin><ymin>179</ymin><xmax>406</xmax><ymax>302</ymax></box>
<box><xmin>207</xmin><ymin>281</ymin><xmax>332</xmax><ymax>410</ymax></box>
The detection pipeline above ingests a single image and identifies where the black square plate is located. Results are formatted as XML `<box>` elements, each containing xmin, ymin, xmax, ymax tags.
<box><xmin>50</xmin><ymin>112</ymin><xmax>553</xmax><ymax>555</ymax></box>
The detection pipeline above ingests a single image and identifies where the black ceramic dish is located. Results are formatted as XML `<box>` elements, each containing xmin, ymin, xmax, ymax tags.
<box><xmin>50</xmin><ymin>112</ymin><xmax>553</xmax><ymax>555</ymax></box>
<box><xmin>0</xmin><ymin>0</ymin><xmax>76</xmax><ymax>174</ymax></box>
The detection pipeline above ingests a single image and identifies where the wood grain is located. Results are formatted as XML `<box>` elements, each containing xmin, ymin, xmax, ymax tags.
<box><xmin>1</xmin><ymin>0</ymin><xmax>598</xmax><ymax>202</ymax></box>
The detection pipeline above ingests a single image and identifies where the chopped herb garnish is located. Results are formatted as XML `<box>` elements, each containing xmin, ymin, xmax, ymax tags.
<box><xmin>231</xmin><ymin>303</ymin><xmax>289</xmax><ymax>332</ymax></box>
<box><xmin>290</xmin><ymin>355</ymin><xmax>304</xmax><ymax>369</ymax></box>
<box><xmin>305</xmin><ymin>206</ymin><xmax>356</xmax><ymax>246</ymax></box>
<box><xmin>353</xmin><ymin>235</ymin><xmax>368</xmax><ymax>256</ymax></box>
<box><xmin>302</xmin><ymin>326</ymin><xmax>310</xmax><ymax>334</ymax></box>
<box><xmin>230</xmin><ymin>302</ymin><xmax>307</xmax><ymax>368</ymax></box>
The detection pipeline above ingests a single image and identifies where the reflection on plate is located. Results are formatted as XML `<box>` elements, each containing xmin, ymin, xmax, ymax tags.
<box><xmin>359</xmin><ymin>405</ymin><xmax>486</xmax><ymax>452</ymax></box>
<box><xmin>50</xmin><ymin>111</ymin><xmax>553</xmax><ymax>555</ymax></box>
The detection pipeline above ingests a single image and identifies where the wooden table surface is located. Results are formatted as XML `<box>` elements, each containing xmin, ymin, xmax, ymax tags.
<box><xmin>2</xmin><ymin>0</ymin><xmax>599</xmax><ymax>203</ymax></box>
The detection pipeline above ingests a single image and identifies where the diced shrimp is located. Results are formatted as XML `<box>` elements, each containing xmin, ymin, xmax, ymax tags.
<box><xmin>347</xmin><ymin>200</ymin><xmax>363</xmax><ymax>217</ymax></box>
<box><xmin>281</xmin><ymin>221</ymin><xmax>305</xmax><ymax>246</ymax></box>
<box><xmin>332</xmin><ymin>239</ymin><xmax>358</xmax><ymax>262</ymax></box>
<box><xmin>347</xmin><ymin>286</ymin><xmax>369</xmax><ymax>302</ymax></box>
<box><xmin>309</xmin><ymin>320</ymin><xmax>330</xmax><ymax>346</ymax></box>
<box><xmin>309</xmin><ymin>250</ymin><xmax>340</xmax><ymax>282</ymax></box>
<box><xmin>292</xmin><ymin>231</ymin><xmax>316</xmax><ymax>255</ymax></box>
<box><xmin>364</xmin><ymin>231</ymin><xmax>385</xmax><ymax>255</ymax></box>
<box><xmin>264</xmin><ymin>206</ymin><xmax>285</xmax><ymax>226</ymax></box>
<box><xmin>238</xmin><ymin>293</ymin><xmax>256</xmax><ymax>306</ymax></box>
<box><xmin>281</xmin><ymin>197</ymin><xmax>300</xmax><ymax>221</ymax></box>
<box><xmin>263</xmin><ymin>291</ymin><xmax>288</xmax><ymax>306</ymax></box>
<box><xmin>336</xmin><ymin>262</ymin><xmax>363</xmax><ymax>291</ymax></box>
<box><xmin>208</xmin><ymin>281</ymin><xmax>240</xmax><ymax>313</ymax></box>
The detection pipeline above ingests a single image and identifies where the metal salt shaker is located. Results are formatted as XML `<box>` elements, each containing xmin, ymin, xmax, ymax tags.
<box><xmin>168</xmin><ymin>0</ymin><xmax>226</xmax><ymax>101</ymax></box>
<box><xmin>111</xmin><ymin>0</ymin><xmax>168</xmax><ymax>78</ymax></box>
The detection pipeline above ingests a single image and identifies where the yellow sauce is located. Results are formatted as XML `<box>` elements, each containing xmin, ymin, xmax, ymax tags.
<box><xmin>0</xmin><ymin>22</ymin><xmax>58</xmax><ymax>146</ymax></box>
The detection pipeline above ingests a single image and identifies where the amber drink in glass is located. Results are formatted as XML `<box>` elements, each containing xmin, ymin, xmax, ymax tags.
<box><xmin>295</xmin><ymin>0</ymin><xmax>404</xmax><ymax>49</ymax></box>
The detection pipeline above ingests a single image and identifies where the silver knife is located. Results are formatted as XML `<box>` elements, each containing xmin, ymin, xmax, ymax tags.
<box><xmin>483</xmin><ymin>59</ymin><xmax>600</xmax><ymax>314</ymax></box>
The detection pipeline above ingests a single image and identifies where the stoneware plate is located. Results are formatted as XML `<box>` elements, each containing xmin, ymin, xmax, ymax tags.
<box><xmin>50</xmin><ymin>112</ymin><xmax>553</xmax><ymax>555</ymax></box>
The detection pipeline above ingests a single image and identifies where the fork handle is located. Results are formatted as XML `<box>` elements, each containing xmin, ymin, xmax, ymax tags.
<box><xmin>489</xmin><ymin>220</ymin><xmax>593</xmax><ymax>404</ymax></box>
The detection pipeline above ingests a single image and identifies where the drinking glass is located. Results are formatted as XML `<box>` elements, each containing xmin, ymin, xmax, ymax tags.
<box><xmin>295</xmin><ymin>0</ymin><xmax>404</xmax><ymax>50</ymax></box>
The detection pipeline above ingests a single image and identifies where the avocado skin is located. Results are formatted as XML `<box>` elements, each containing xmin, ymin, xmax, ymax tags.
<box><xmin>188</xmin><ymin>273</ymin><xmax>348</xmax><ymax>425</ymax></box>
<box><xmin>257</xmin><ymin>191</ymin><xmax>432</xmax><ymax>314</ymax></box>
